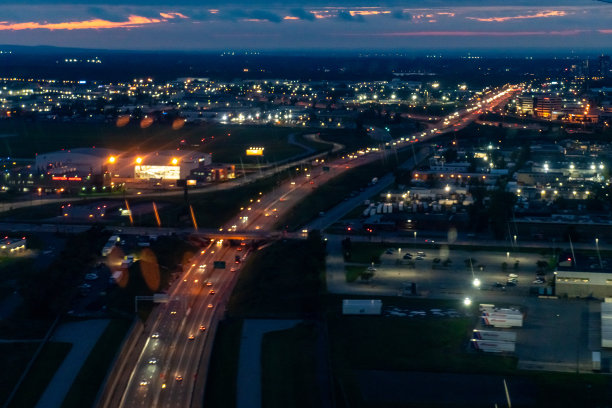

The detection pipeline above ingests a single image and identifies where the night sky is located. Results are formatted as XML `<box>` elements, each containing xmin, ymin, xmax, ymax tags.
<box><xmin>0</xmin><ymin>0</ymin><xmax>610</xmax><ymax>52</ymax></box>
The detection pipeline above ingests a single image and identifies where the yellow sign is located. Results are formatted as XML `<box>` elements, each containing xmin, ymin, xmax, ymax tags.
<box><xmin>246</xmin><ymin>147</ymin><xmax>264</xmax><ymax>156</ymax></box>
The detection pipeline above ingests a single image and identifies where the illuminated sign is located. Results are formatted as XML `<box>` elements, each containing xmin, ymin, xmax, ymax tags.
<box><xmin>187</xmin><ymin>179</ymin><xmax>197</xmax><ymax>186</ymax></box>
<box><xmin>52</xmin><ymin>176</ymin><xmax>82</xmax><ymax>181</ymax></box>
<box><xmin>246</xmin><ymin>147</ymin><xmax>264</xmax><ymax>156</ymax></box>
<box><xmin>135</xmin><ymin>165</ymin><xmax>180</xmax><ymax>180</ymax></box>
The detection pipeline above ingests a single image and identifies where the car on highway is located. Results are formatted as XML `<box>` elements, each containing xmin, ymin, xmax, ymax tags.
<box><xmin>151</xmin><ymin>332</ymin><xmax>160</xmax><ymax>339</ymax></box>
<box><xmin>209</xmin><ymin>289</ymin><xmax>215</xmax><ymax>295</ymax></box>
<box><xmin>199</xmin><ymin>325</ymin><xmax>206</xmax><ymax>332</ymax></box>
<box><xmin>175</xmin><ymin>376</ymin><xmax>183</xmax><ymax>382</ymax></box>
<box><xmin>148</xmin><ymin>357</ymin><xmax>158</xmax><ymax>364</ymax></box>
<box><xmin>206</xmin><ymin>281</ymin><xmax>213</xmax><ymax>286</ymax></box>
<box><xmin>208</xmin><ymin>303</ymin><xmax>214</xmax><ymax>309</ymax></box>
<box><xmin>140</xmin><ymin>380</ymin><xmax>149</xmax><ymax>387</ymax></box>
<box><xmin>188</xmin><ymin>334</ymin><xmax>195</xmax><ymax>340</ymax></box>
<box><xmin>170</xmin><ymin>310</ymin><xmax>177</xmax><ymax>315</ymax></box>
<box><xmin>230</xmin><ymin>267</ymin><xmax>238</xmax><ymax>272</ymax></box>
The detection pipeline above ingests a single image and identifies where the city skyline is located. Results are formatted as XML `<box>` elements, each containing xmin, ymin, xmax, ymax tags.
<box><xmin>0</xmin><ymin>1</ymin><xmax>610</xmax><ymax>52</ymax></box>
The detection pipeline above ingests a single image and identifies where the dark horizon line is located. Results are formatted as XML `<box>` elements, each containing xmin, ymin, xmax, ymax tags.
<box><xmin>1</xmin><ymin>43</ymin><xmax>611</xmax><ymax>58</ymax></box>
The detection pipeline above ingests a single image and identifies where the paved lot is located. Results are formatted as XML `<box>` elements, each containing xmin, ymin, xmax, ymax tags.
<box><xmin>325</xmin><ymin>236</ymin><xmax>607</xmax><ymax>373</ymax></box>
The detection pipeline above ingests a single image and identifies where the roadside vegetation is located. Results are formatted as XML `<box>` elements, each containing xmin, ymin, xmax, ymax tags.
<box><xmin>275</xmin><ymin>147</ymin><xmax>418</xmax><ymax>231</ymax></box>
<box><xmin>227</xmin><ymin>231</ymin><xmax>326</xmax><ymax>317</ymax></box>
<box><xmin>61</xmin><ymin>319</ymin><xmax>132</xmax><ymax>408</ymax></box>
<box><xmin>203</xmin><ymin>319</ymin><xmax>243</xmax><ymax>408</ymax></box>
<box><xmin>204</xmin><ymin>232</ymin><xmax>327</xmax><ymax>408</ymax></box>
<box><xmin>261</xmin><ymin>323</ymin><xmax>319</xmax><ymax>408</ymax></box>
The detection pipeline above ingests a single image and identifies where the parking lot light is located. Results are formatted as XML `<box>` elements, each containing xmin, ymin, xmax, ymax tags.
<box><xmin>473</xmin><ymin>278</ymin><xmax>481</xmax><ymax>288</ymax></box>
<box><xmin>463</xmin><ymin>297</ymin><xmax>472</xmax><ymax>306</ymax></box>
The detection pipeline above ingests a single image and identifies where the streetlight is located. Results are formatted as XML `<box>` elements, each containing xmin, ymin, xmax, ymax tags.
<box><xmin>596</xmin><ymin>238</ymin><xmax>603</xmax><ymax>269</ymax></box>
<box><xmin>473</xmin><ymin>278</ymin><xmax>481</xmax><ymax>288</ymax></box>
<box><xmin>464</xmin><ymin>297</ymin><xmax>472</xmax><ymax>306</ymax></box>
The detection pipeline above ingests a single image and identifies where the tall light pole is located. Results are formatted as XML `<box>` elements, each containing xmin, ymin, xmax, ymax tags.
<box><xmin>596</xmin><ymin>238</ymin><xmax>603</xmax><ymax>269</ymax></box>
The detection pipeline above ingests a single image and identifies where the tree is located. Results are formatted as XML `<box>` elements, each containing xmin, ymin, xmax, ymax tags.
<box><xmin>488</xmin><ymin>190</ymin><xmax>517</xmax><ymax>239</ymax></box>
<box><xmin>536</xmin><ymin>260</ymin><xmax>549</xmax><ymax>272</ymax></box>
<box><xmin>360</xmin><ymin>269</ymin><xmax>375</xmax><ymax>281</ymax></box>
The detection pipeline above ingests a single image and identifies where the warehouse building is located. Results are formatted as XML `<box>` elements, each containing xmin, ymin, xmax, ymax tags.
<box><xmin>555</xmin><ymin>253</ymin><xmax>612</xmax><ymax>298</ymax></box>
<box><xmin>35</xmin><ymin>148</ymin><xmax>211</xmax><ymax>182</ymax></box>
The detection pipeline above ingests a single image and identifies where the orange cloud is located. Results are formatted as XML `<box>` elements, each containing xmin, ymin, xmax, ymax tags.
<box><xmin>349</xmin><ymin>10</ymin><xmax>391</xmax><ymax>16</ymax></box>
<box><xmin>283</xmin><ymin>16</ymin><xmax>300</xmax><ymax>20</ymax></box>
<box><xmin>159</xmin><ymin>12</ymin><xmax>188</xmax><ymax>19</ymax></box>
<box><xmin>358</xmin><ymin>29</ymin><xmax>586</xmax><ymax>37</ymax></box>
<box><xmin>467</xmin><ymin>10</ymin><xmax>567</xmax><ymax>22</ymax></box>
<box><xmin>599</xmin><ymin>29</ymin><xmax>612</xmax><ymax>34</ymax></box>
<box><xmin>0</xmin><ymin>15</ymin><xmax>166</xmax><ymax>31</ymax></box>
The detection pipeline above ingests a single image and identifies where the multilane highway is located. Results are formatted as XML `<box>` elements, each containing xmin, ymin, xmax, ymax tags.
<box><xmin>100</xmin><ymin>85</ymin><xmax>518</xmax><ymax>408</ymax></box>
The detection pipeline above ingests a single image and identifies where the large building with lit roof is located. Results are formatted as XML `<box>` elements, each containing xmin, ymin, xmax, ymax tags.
<box><xmin>35</xmin><ymin>148</ymin><xmax>211</xmax><ymax>181</ymax></box>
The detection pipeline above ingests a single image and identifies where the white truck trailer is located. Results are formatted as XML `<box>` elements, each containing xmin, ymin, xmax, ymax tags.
<box><xmin>481</xmin><ymin>314</ymin><xmax>523</xmax><ymax>328</ymax></box>
<box><xmin>470</xmin><ymin>339</ymin><xmax>515</xmax><ymax>353</ymax></box>
<box><xmin>472</xmin><ymin>329</ymin><xmax>517</xmax><ymax>342</ymax></box>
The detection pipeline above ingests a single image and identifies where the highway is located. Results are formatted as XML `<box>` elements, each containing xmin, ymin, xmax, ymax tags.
<box><xmin>99</xmin><ymin>85</ymin><xmax>518</xmax><ymax>408</ymax></box>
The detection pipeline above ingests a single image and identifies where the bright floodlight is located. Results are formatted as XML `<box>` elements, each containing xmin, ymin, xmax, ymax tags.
<box><xmin>108</xmin><ymin>156</ymin><xmax>116</xmax><ymax>164</ymax></box>
<box><xmin>463</xmin><ymin>297</ymin><xmax>472</xmax><ymax>306</ymax></box>
<box><xmin>171</xmin><ymin>158</ymin><xmax>179</xmax><ymax>165</ymax></box>
<box><xmin>473</xmin><ymin>278</ymin><xmax>481</xmax><ymax>288</ymax></box>
<box><xmin>136</xmin><ymin>157</ymin><xmax>142</xmax><ymax>164</ymax></box>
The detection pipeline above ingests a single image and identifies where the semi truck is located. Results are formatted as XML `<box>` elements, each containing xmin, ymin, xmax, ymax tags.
<box><xmin>470</xmin><ymin>339</ymin><xmax>515</xmax><ymax>353</ymax></box>
<box><xmin>472</xmin><ymin>329</ymin><xmax>517</xmax><ymax>342</ymax></box>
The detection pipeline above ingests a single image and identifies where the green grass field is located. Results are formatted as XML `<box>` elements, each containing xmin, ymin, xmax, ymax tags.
<box><xmin>0</xmin><ymin>120</ymin><xmax>304</xmax><ymax>163</ymax></box>
<box><xmin>261</xmin><ymin>323</ymin><xmax>319</xmax><ymax>408</ymax></box>
<box><xmin>203</xmin><ymin>319</ymin><xmax>243</xmax><ymax>408</ymax></box>
<box><xmin>0</xmin><ymin>342</ymin><xmax>39</xmax><ymax>405</ymax></box>
<box><xmin>8</xmin><ymin>342</ymin><xmax>72</xmax><ymax>408</ymax></box>
<box><xmin>345</xmin><ymin>265</ymin><xmax>366</xmax><ymax>282</ymax></box>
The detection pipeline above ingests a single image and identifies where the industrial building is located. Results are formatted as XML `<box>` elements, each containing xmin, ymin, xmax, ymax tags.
<box><xmin>35</xmin><ymin>148</ymin><xmax>212</xmax><ymax>186</ymax></box>
<box><xmin>555</xmin><ymin>253</ymin><xmax>612</xmax><ymax>298</ymax></box>
<box><xmin>0</xmin><ymin>236</ymin><xmax>26</xmax><ymax>254</ymax></box>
